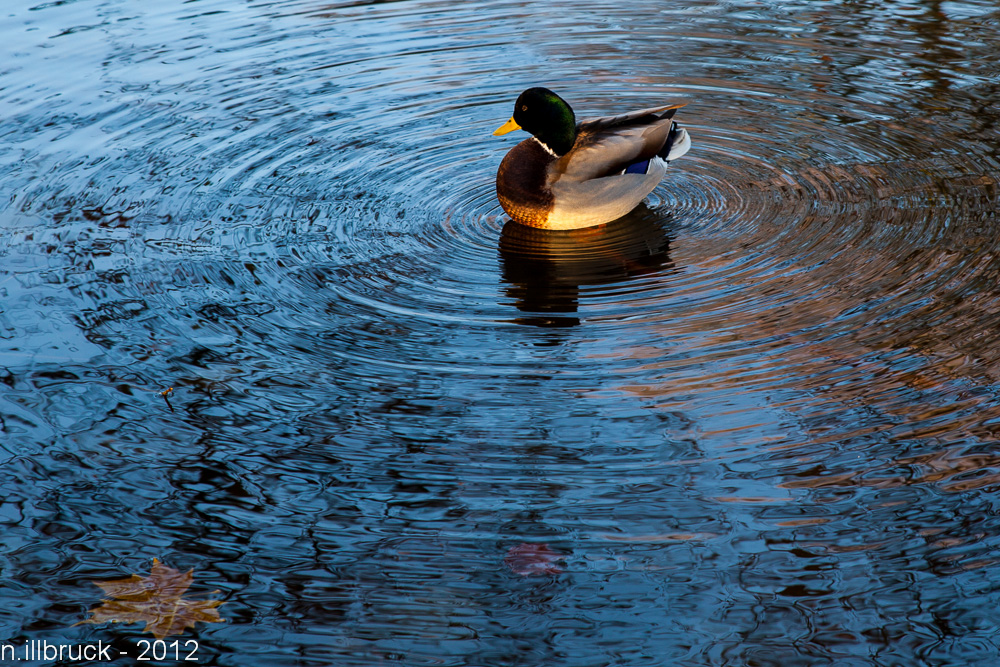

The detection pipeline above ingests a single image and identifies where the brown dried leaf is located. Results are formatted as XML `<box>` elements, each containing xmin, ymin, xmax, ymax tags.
<box><xmin>78</xmin><ymin>559</ymin><xmax>224</xmax><ymax>639</ymax></box>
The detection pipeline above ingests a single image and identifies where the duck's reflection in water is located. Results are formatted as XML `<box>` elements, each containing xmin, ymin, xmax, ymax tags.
<box><xmin>498</xmin><ymin>203</ymin><xmax>675</xmax><ymax>328</ymax></box>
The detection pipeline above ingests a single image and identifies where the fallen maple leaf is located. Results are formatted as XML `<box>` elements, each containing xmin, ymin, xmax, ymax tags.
<box><xmin>78</xmin><ymin>559</ymin><xmax>224</xmax><ymax>639</ymax></box>
<box><xmin>504</xmin><ymin>543</ymin><xmax>563</xmax><ymax>576</ymax></box>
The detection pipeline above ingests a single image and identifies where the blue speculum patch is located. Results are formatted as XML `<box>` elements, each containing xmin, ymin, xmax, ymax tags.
<box><xmin>624</xmin><ymin>159</ymin><xmax>650</xmax><ymax>174</ymax></box>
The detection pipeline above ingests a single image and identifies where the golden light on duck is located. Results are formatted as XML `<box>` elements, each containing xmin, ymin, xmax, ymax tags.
<box><xmin>493</xmin><ymin>87</ymin><xmax>691</xmax><ymax>230</ymax></box>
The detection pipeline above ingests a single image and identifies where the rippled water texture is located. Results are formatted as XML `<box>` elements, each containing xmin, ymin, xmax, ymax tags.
<box><xmin>3</xmin><ymin>0</ymin><xmax>1000</xmax><ymax>664</ymax></box>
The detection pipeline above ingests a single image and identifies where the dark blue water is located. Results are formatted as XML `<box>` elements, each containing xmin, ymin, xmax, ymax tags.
<box><xmin>2</xmin><ymin>0</ymin><xmax>1000</xmax><ymax>664</ymax></box>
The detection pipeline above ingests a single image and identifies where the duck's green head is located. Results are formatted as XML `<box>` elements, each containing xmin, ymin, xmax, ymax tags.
<box><xmin>493</xmin><ymin>87</ymin><xmax>577</xmax><ymax>156</ymax></box>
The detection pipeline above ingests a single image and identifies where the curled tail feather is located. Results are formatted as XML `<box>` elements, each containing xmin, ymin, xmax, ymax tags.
<box><xmin>659</xmin><ymin>122</ymin><xmax>692</xmax><ymax>162</ymax></box>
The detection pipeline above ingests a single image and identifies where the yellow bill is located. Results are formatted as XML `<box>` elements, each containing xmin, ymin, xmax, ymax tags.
<box><xmin>493</xmin><ymin>117</ymin><xmax>521</xmax><ymax>136</ymax></box>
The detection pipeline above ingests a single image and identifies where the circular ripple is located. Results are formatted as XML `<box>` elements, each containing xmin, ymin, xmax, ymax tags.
<box><xmin>5</xmin><ymin>0</ymin><xmax>996</xmax><ymax>388</ymax></box>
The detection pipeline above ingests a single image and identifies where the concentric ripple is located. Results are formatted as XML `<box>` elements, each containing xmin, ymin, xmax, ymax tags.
<box><xmin>3</xmin><ymin>0</ymin><xmax>1000</xmax><ymax>665</ymax></box>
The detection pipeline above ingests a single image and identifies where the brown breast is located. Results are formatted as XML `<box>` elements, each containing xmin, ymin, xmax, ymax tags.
<box><xmin>495</xmin><ymin>138</ymin><xmax>555</xmax><ymax>227</ymax></box>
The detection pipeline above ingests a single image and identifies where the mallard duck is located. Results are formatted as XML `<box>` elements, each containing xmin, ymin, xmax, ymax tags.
<box><xmin>493</xmin><ymin>87</ymin><xmax>691</xmax><ymax>230</ymax></box>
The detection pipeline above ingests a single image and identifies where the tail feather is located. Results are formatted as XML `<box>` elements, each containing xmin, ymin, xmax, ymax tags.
<box><xmin>658</xmin><ymin>122</ymin><xmax>691</xmax><ymax>162</ymax></box>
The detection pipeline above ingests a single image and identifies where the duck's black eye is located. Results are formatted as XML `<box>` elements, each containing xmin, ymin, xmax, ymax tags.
<box><xmin>521</xmin><ymin>105</ymin><xmax>528</xmax><ymax>111</ymax></box>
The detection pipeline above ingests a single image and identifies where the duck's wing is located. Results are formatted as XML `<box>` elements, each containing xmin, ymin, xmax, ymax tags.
<box><xmin>583</xmin><ymin>103</ymin><xmax>687</xmax><ymax>131</ymax></box>
<box><xmin>557</xmin><ymin>103</ymin><xmax>687</xmax><ymax>181</ymax></box>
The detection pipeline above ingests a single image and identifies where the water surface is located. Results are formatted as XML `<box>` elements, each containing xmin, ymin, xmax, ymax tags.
<box><xmin>2</xmin><ymin>0</ymin><xmax>1000</xmax><ymax>664</ymax></box>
